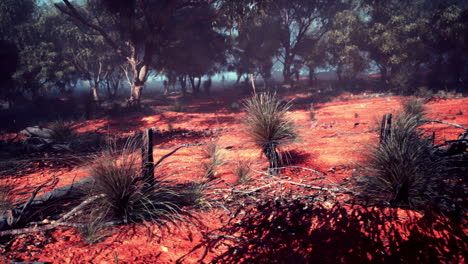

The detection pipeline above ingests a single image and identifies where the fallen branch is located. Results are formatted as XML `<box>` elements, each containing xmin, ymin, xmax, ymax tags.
<box><xmin>322</xmin><ymin>129</ymin><xmax>378</xmax><ymax>138</ymax></box>
<box><xmin>57</xmin><ymin>193</ymin><xmax>106</xmax><ymax>222</ymax></box>
<box><xmin>420</xmin><ymin>119</ymin><xmax>467</xmax><ymax>130</ymax></box>
<box><xmin>14</xmin><ymin>177</ymin><xmax>58</xmax><ymax>225</ymax></box>
<box><xmin>0</xmin><ymin>219</ymin><xmax>122</xmax><ymax>237</ymax></box>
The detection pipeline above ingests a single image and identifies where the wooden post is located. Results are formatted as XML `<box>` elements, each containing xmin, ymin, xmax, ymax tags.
<box><xmin>379</xmin><ymin>113</ymin><xmax>392</xmax><ymax>144</ymax></box>
<box><xmin>141</xmin><ymin>128</ymin><xmax>154</xmax><ymax>186</ymax></box>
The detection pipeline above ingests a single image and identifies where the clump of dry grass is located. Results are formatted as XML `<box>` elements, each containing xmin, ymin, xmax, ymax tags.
<box><xmin>48</xmin><ymin>119</ymin><xmax>74</xmax><ymax>142</ymax></box>
<box><xmin>355</xmin><ymin>100</ymin><xmax>456</xmax><ymax>211</ymax></box>
<box><xmin>233</xmin><ymin>160</ymin><xmax>253</xmax><ymax>184</ymax></box>
<box><xmin>90</xmin><ymin>137</ymin><xmax>181</xmax><ymax>225</ymax></box>
<box><xmin>201</xmin><ymin>139</ymin><xmax>224</xmax><ymax>179</ymax></box>
<box><xmin>244</xmin><ymin>92</ymin><xmax>297</xmax><ymax>175</ymax></box>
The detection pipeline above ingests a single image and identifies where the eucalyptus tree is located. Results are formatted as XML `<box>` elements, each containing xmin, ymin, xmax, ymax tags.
<box><xmin>231</xmin><ymin>17</ymin><xmax>282</xmax><ymax>87</ymax></box>
<box><xmin>323</xmin><ymin>9</ymin><xmax>369</xmax><ymax>83</ymax></box>
<box><xmin>268</xmin><ymin>0</ymin><xmax>347</xmax><ymax>84</ymax></box>
<box><xmin>158</xmin><ymin>4</ymin><xmax>229</xmax><ymax>96</ymax></box>
<box><xmin>55</xmin><ymin>0</ymin><xmax>227</xmax><ymax>106</ymax></box>
<box><xmin>1</xmin><ymin>1</ymin><xmax>78</xmax><ymax>99</ymax></box>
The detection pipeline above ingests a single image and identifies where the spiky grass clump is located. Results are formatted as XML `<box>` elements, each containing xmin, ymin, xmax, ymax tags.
<box><xmin>244</xmin><ymin>92</ymin><xmax>297</xmax><ymax>175</ymax></box>
<box><xmin>90</xmin><ymin>137</ymin><xmax>181</xmax><ymax>224</ymax></box>
<box><xmin>401</xmin><ymin>98</ymin><xmax>425</xmax><ymax>120</ymax></box>
<box><xmin>78</xmin><ymin>211</ymin><xmax>111</xmax><ymax>244</ymax></box>
<box><xmin>355</xmin><ymin>105</ymin><xmax>449</xmax><ymax>209</ymax></box>
<box><xmin>233</xmin><ymin>161</ymin><xmax>252</xmax><ymax>184</ymax></box>
<box><xmin>0</xmin><ymin>183</ymin><xmax>14</xmax><ymax>215</ymax></box>
<box><xmin>202</xmin><ymin>139</ymin><xmax>224</xmax><ymax>179</ymax></box>
<box><xmin>48</xmin><ymin>120</ymin><xmax>74</xmax><ymax>142</ymax></box>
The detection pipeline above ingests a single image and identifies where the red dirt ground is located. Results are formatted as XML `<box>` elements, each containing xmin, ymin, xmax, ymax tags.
<box><xmin>1</xmin><ymin>91</ymin><xmax>467</xmax><ymax>263</ymax></box>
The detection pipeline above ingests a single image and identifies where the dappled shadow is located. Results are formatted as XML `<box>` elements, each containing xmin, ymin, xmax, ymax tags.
<box><xmin>179</xmin><ymin>199</ymin><xmax>467</xmax><ymax>263</ymax></box>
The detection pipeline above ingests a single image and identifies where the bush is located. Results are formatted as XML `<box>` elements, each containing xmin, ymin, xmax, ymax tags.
<box><xmin>401</xmin><ymin>98</ymin><xmax>425</xmax><ymax>120</ymax></box>
<box><xmin>201</xmin><ymin>139</ymin><xmax>224</xmax><ymax>179</ymax></box>
<box><xmin>244</xmin><ymin>92</ymin><xmax>297</xmax><ymax>175</ymax></box>
<box><xmin>90</xmin><ymin>137</ymin><xmax>181</xmax><ymax>224</ymax></box>
<box><xmin>78</xmin><ymin>211</ymin><xmax>111</xmax><ymax>244</ymax></box>
<box><xmin>355</xmin><ymin>104</ymin><xmax>450</xmax><ymax>209</ymax></box>
<box><xmin>233</xmin><ymin>160</ymin><xmax>252</xmax><ymax>184</ymax></box>
<box><xmin>48</xmin><ymin>120</ymin><xmax>74</xmax><ymax>142</ymax></box>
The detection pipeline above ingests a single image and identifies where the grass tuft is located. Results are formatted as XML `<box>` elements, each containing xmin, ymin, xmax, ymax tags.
<box><xmin>244</xmin><ymin>92</ymin><xmax>297</xmax><ymax>175</ymax></box>
<box><xmin>90</xmin><ymin>137</ymin><xmax>181</xmax><ymax>225</ymax></box>
<box><xmin>355</xmin><ymin>101</ymin><xmax>454</xmax><ymax>210</ymax></box>
<box><xmin>201</xmin><ymin>139</ymin><xmax>224</xmax><ymax>179</ymax></box>
<box><xmin>48</xmin><ymin>120</ymin><xmax>74</xmax><ymax>142</ymax></box>
<box><xmin>233</xmin><ymin>160</ymin><xmax>253</xmax><ymax>184</ymax></box>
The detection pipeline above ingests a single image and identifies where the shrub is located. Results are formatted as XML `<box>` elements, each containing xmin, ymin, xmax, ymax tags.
<box><xmin>233</xmin><ymin>160</ymin><xmax>252</xmax><ymax>184</ymax></box>
<box><xmin>401</xmin><ymin>98</ymin><xmax>425</xmax><ymax>120</ymax></box>
<box><xmin>48</xmin><ymin>120</ymin><xmax>74</xmax><ymax>142</ymax></box>
<box><xmin>355</xmin><ymin>105</ymin><xmax>450</xmax><ymax>209</ymax></box>
<box><xmin>244</xmin><ymin>92</ymin><xmax>297</xmax><ymax>175</ymax></box>
<box><xmin>90</xmin><ymin>137</ymin><xmax>181</xmax><ymax>224</ymax></box>
<box><xmin>0</xmin><ymin>183</ymin><xmax>14</xmax><ymax>215</ymax></box>
<box><xmin>201</xmin><ymin>139</ymin><xmax>224</xmax><ymax>179</ymax></box>
<box><xmin>78</xmin><ymin>211</ymin><xmax>111</xmax><ymax>244</ymax></box>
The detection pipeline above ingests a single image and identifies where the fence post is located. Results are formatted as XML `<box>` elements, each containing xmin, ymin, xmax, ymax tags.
<box><xmin>142</xmin><ymin>128</ymin><xmax>154</xmax><ymax>186</ymax></box>
<box><xmin>379</xmin><ymin>113</ymin><xmax>392</xmax><ymax>144</ymax></box>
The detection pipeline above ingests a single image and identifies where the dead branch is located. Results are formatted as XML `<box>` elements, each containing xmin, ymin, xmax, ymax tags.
<box><xmin>322</xmin><ymin>129</ymin><xmax>378</xmax><ymax>138</ymax></box>
<box><xmin>0</xmin><ymin>219</ymin><xmax>122</xmax><ymax>237</ymax></box>
<box><xmin>14</xmin><ymin>177</ymin><xmax>58</xmax><ymax>225</ymax></box>
<box><xmin>57</xmin><ymin>194</ymin><xmax>106</xmax><ymax>222</ymax></box>
<box><xmin>420</xmin><ymin>119</ymin><xmax>467</xmax><ymax>130</ymax></box>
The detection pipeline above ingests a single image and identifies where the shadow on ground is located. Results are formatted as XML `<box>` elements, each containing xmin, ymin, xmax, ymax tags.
<box><xmin>178</xmin><ymin>199</ymin><xmax>467</xmax><ymax>263</ymax></box>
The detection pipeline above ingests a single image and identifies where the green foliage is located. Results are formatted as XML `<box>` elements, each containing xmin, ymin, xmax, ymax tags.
<box><xmin>159</xmin><ymin>4</ymin><xmax>228</xmax><ymax>95</ymax></box>
<box><xmin>244</xmin><ymin>92</ymin><xmax>297</xmax><ymax>175</ymax></box>
<box><xmin>231</xmin><ymin>17</ymin><xmax>281</xmax><ymax>82</ymax></box>
<box><xmin>324</xmin><ymin>10</ymin><xmax>369</xmax><ymax>80</ymax></box>
<box><xmin>90</xmin><ymin>137</ymin><xmax>181</xmax><ymax>224</ymax></box>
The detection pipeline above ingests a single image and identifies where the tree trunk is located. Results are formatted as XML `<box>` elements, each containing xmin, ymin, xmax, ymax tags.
<box><xmin>179</xmin><ymin>76</ymin><xmax>187</xmax><ymax>96</ymax></box>
<box><xmin>127</xmin><ymin>59</ymin><xmax>149</xmax><ymax>108</ymax></box>
<box><xmin>236</xmin><ymin>73</ymin><xmax>244</xmax><ymax>84</ymax></box>
<box><xmin>189</xmin><ymin>76</ymin><xmax>201</xmax><ymax>96</ymax></box>
<box><xmin>90</xmin><ymin>85</ymin><xmax>100</xmax><ymax>103</ymax></box>
<box><xmin>129</xmin><ymin>83</ymin><xmax>144</xmax><ymax>107</ymax></box>
<box><xmin>308</xmin><ymin>66</ymin><xmax>315</xmax><ymax>85</ymax></box>
<box><xmin>283</xmin><ymin>53</ymin><xmax>293</xmax><ymax>85</ymax></box>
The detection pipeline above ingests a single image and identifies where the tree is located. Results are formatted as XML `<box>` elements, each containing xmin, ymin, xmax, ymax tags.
<box><xmin>0</xmin><ymin>40</ymin><xmax>19</xmax><ymax>102</ymax></box>
<box><xmin>269</xmin><ymin>0</ymin><xmax>345</xmax><ymax>84</ymax></box>
<box><xmin>323</xmin><ymin>10</ymin><xmax>369</xmax><ymax>85</ymax></box>
<box><xmin>55</xmin><ymin>0</ymin><xmax>222</xmax><ymax>106</ymax></box>
<box><xmin>231</xmin><ymin>17</ymin><xmax>281</xmax><ymax>87</ymax></box>
<box><xmin>359</xmin><ymin>0</ymin><xmax>430</xmax><ymax>91</ymax></box>
<box><xmin>3</xmin><ymin>4</ymin><xmax>76</xmax><ymax>98</ymax></box>
<box><xmin>158</xmin><ymin>4</ymin><xmax>228</xmax><ymax>96</ymax></box>
<box><xmin>57</xmin><ymin>15</ymin><xmax>125</xmax><ymax>103</ymax></box>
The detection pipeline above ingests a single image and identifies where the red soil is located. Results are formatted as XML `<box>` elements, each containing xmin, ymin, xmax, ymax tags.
<box><xmin>1</xmin><ymin>92</ymin><xmax>467</xmax><ymax>263</ymax></box>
